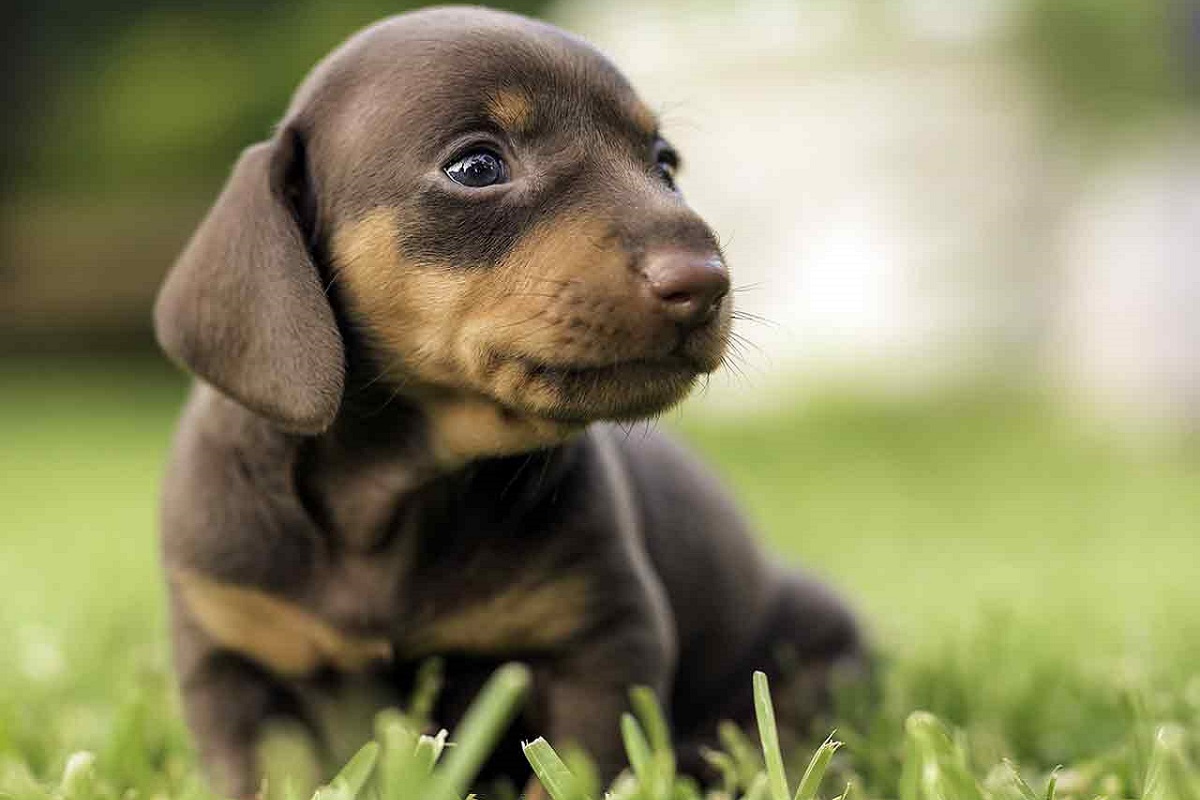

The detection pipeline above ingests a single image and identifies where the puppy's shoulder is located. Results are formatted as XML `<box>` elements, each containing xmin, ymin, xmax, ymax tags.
<box><xmin>597</xmin><ymin>423</ymin><xmax>781</xmax><ymax>651</ymax></box>
<box><xmin>160</xmin><ymin>383</ymin><xmax>317</xmax><ymax>583</ymax></box>
<box><xmin>595</xmin><ymin>423</ymin><xmax>764</xmax><ymax>553</ymax></box>
<box><xmin>599</xmin><ymin>423</ymin><xmax>736</xmax><ymax>510</ymax></box>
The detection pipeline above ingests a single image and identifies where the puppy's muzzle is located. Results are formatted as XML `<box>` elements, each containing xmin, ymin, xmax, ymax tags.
<box><xmin>642</xmin><ymin>249</ymin><xmax>730</xmax><ymax>330</ymax></box>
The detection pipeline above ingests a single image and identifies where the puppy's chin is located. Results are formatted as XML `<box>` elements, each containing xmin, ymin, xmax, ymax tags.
<box><xmin>419</xmin><ymin>355</ymin><xmax>713</xmax><ymax>465</ymax></box>
<box><xmin>481</xmin><ymin>323</ymin><xmax>730</xmax><ymax>424</ymax></box>
<box><xmin>502</xmin><ymin>356</ymin><xmax>703</xmax><ymax>424</ymax></box>
<box><xmin>402</xmin><ymin>313</ymin><xmax>730</xmax><ymax>462</ymax></box>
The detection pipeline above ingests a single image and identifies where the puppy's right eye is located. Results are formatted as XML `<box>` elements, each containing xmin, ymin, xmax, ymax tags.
<box><xmin>444</xmin><ymin>149</ymin><xmax>508</xmax><ymax>188</ymax></box>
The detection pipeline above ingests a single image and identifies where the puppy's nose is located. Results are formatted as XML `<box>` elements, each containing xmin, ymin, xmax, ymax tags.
<box><xmin>643</xmin><ymin>250</ymin><xmax>730</xmax><ymax>328</ymax></box>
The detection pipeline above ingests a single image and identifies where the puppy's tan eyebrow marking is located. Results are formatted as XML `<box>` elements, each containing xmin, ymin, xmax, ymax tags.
<box><xmin>488</xmin><ymin>89</ymin><xmax>535</xmax><ymax>131</ymax></box>
<box><xmin>629</xmin><ymin>101</ymin><xmax>659</xmax><ymax>138</ymax></box>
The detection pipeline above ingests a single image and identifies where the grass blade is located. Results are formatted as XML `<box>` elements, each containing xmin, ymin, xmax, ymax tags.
<box><xmin>792</xmin><ymin>735</ymin><xmax>842</xmax><ymax>800</ymax></box>
<box><xmin>374</xmin><ymin>710</ymin><xmax>421</xmax><ymax>800</ymax></box>
<box><xmin>1043</xmin><ymin>767</ymin><xmax>1058</xmax><ymax>800</ymax></box>
<box><xmin>413</xmin><ymin>730</ymin><xmax>448</xmax><ymax>778</ymax></box>
<box><xmin>563</xmin><ymin>747</ymin><xmax>601</xmax><ymax>800</ymax></box>
<box><xmin>523</xmin><ymin>737</ymin><xmax>591</xmax><ymax>800</ymax></box>
<box><xmin>1143</xmin><ymin>725</ymin><xmax>1200</xmax><ymax>800</ymax></box>
<box><xmin>621</xmin><ymin>712</ymin><xmax>655</xmax><ymax>787</ymax></box>
<box><xmin>752</xmin><ymin>671</ymin><xmax>790</xmax><ymax>800</ymax></box>
<box><xmin>743</xmin><ymin>772</ymin><xmax>771</xmax><ymax>800</ymax></box>
<box><xmin>1003</xmin><ymin>759</ymin><xmax>1040</xmax><ymax>800</ymax></box>
<box><xmin>902</xmin><ymin>712</ymin><xmax>985</xmax><ymax>800</ymax></box>
<box><xmin>59</xmin><ymin>752</ymin><xmax>97</xmax><ymax>800</ymax></box>
<box><xmin>701</xmin><ymin>746</ymin><xmax>738</xmax><ymax>795</ymax></box>
<box><xmin>719</xmin><ymin>721</ymin><xmax>765</xmax><ymax>789</ymax></box>
<box><xmin>630</xmin><ymin>687</ymin><xmax>672</xmax><ymax>757</ymax></box>
<box><xmin>407</xmin><ymin>658</ymin><xmax>444</xmax><ymax>729</ymax></box>
<box><xmin>315</xmin><ymin>741</ymin><xmax>379</xmax><ymax>800</ymax></box>
<box><xmin>422</xmin><ymin>662</ymin><xmax>530</xmax><ymax>800</ymax></box>
<box><xmin>631</xmin><ymin>685</ymin><xmax>676</xmax><ymax>789</ymax></box>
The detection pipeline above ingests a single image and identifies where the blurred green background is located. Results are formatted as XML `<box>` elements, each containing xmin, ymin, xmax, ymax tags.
<box><xmin>2</xmin><ymin>0</ymin><xmax>1200</xmax><ymax>797</ymax></box>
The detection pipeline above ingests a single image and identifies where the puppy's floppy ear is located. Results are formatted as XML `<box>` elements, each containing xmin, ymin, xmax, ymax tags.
<box><xmin>155</xmin><ymin>128</ymin><xmax>344</xmax><ymax>434</ymax></box>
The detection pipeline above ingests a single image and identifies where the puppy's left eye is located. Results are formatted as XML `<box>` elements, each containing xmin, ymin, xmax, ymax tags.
<box><xmin>653</xmin><ymin>142</ymin><xmax>679</xmax><ymax>190</ymax></box>
<box><xmin>445</xmin><ymin>149</ymin><xmax>508</xmax><ymax>188</ymax></box>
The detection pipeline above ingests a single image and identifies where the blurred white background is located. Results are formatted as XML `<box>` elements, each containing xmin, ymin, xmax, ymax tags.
<box><xmin>553</xmin><ymin>0</ymin><xmax>1200</xmax><ymax>431</ymax></box>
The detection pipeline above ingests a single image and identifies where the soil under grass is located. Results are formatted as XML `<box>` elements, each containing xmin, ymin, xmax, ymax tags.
<box><xmin>2</xmin><ymin>358</ymin><xmax>1198</xmax><ymax>798</ymax></box>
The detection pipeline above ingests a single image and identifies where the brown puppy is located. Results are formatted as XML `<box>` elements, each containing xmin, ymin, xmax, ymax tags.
<box><xmin>154</xmin><ymin>6</ymin><xmax>864</xmax><ymax>796</ymax></box>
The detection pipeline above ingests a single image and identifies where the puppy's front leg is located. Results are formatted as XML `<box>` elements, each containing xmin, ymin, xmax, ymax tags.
<box><xmin>172</xmin><ymin>596</ymin><xmax>311</xmax><ymax>799</ymax></box>
<box><xmin>535</xmin><ymin>624</ymin><xmax>675</xmax><ymax>786</ymax></box>
<box><xmin>179</xmin><ymin>651</ymin><xmax>300</xmax><ymax>799</ymax></box>
<box><xmin>538</xmin><ymin>677</ymin><xmax>632</xmax><ymax>781</ymax></box>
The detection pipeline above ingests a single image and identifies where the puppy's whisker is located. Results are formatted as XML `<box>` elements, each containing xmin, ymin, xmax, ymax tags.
<box><xmin>358</xmin><ymin>361</ymin><xmax>399</xmax><ymax>394</ymax></box>
<box><xmin>368</xmin><ymin>375</ymin><xmax>412</xmax><ymax>416</ymax></box>
<box><xmin>725</xmin><ymin>342</ymin><xmax>752</xmax><ymax>367</ymax></box>
<box><xmin>353</xmin><ymin>346</ymin><xmax>418</xmax><ymax>396</ymax></box>
<box><xmin>519</xmin><ymin>275</ymin><xmax>575</xmax><ymax>288</ymax></box>
<box><xmin>506</xmin><ymin>320</ymin><xmax>562</xmax><ymax>346</ymax></box>
<box><xmin>719</xmin><ymin>347</ymin><xmax>752</xmax><ymax>387</ymax></box>
<box><xmin>504</xmin><ymin>291</ymin><xmax>565</xmax><ymax>300</ymax></box>
<box><xmin>494</xmin><ymin>308</ymin><xmax>550</xmax><ymax>332</ymax></box>
<box><xmin>499</xmin><ymin>453</ymin><xmax>537</xmax><ymax>500</ymax></box>
<box><xmin>723</xmin><ymin>338</ymin><xmax>761</xmax><ymax>378</ymax></box>
<box><xmin>731</xmin><ymin>310</ymin><xmax>778</xmax><ymax>329</ymax></box>
<box><xmin>728</xmin><ymin>331</ymin><xmax>764</xmax><ymax>358</ymax></box>
<box><xmin>322</xmin><ymin>266</ymin><xmax>348</xmax><ymax>299</ymax></box>
<box><xmin>533</xmin><ymin>450</ymin><xmax>552</xmax><ymax>495</ymax></box>
<box><xmin>729</xmin><ymin>337</ymin><xmax>769</xmax><ymax>378</ymax></box>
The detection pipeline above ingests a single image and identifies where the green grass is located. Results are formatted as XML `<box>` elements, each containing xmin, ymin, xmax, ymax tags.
<box><xmin>2</xmin><ymin>358</ymin><xmax>1199</xmax><ymax>798</ymax></box>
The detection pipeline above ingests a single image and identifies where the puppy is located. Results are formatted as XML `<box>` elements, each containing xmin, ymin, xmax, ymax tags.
<box><xmin>154</xmin><ymin>6</ymin><xmax>864</xmax><ymax>796</ymax></box>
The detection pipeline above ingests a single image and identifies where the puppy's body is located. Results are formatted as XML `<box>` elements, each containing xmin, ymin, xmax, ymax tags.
<box><xmin>156</xmin><ymin>7</ymin><xmax>863</xmax><ymax>795</ymax></box>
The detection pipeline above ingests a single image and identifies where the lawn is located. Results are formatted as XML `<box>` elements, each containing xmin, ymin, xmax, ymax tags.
<box><xmin>2</xmin><ymin>357</ymin><xmax>1199</xmax><ymax>799</ymax></box>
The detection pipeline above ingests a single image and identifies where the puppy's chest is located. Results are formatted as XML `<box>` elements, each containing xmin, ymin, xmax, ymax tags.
<box><xmin>181</xmin><ymin>536</ymin><xmax>590</xmax><ymax>682</ymax></box>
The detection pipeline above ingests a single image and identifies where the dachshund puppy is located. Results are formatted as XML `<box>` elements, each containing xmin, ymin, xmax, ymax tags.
<box><xmin>154</xmin><ymin>6</ymin><xmax>864</xmax><ymax>796</ymax></box>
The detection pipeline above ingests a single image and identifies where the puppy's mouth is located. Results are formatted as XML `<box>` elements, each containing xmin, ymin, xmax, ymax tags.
<box><xmin>503</xmin><ymin>352</ymin><xmax>704</xmax><ymax>423</ymax></box>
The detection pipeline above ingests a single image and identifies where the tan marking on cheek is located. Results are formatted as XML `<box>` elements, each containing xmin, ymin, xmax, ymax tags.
<box><xmin>405</xmin><ymin>576</ymin><xmax>589</xmax><ymax>657</ymax></box>
<box><xmin>502</xmin><ymin>215</ymin><xmax>625</xmax><ymax>292</ymax></box>
<box><xmin>488</xmin><ymin>89</ymin><xmax>534</xmax><ymax>131</ymax></box>
<box><xmin>331</xmin><ymin>209</ymin><xmax>471</xmax><ymax>382</ymax></box>
<box><xmin>176</xmin><ymin>570</ymin><xmax>392</xmax><ymax>678</ymax></box>
<box><xmin>470</xmin><ymin>215</ymin><xmax>631</xmax><ymax>365</ymax></box>
<box><xmin>333</xmin><ymin>208</ymin><xmax>583</xmax><ymax>461</ymax></box>
<box><xmin>330</xmin><ymin>209</ymin><xmax>414</xmax><ymax>329</ymax></box>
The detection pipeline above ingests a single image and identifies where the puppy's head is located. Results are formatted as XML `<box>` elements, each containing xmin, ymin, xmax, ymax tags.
<box><xmin>156</xmin><ymin>7</ymin><xmax>731</xmax><ymax>451</ymax></box>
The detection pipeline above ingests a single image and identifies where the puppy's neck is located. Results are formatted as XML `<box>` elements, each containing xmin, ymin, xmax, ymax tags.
<box><xmin>297</xmin><ymin>396</ymin><xmax>436</xmax><ymax>552</ymax></box>
<box><xmin>297</xmin><ymin>384</ymin><xmax>582</xmax><ymax>551</ymax></box>
<box><xmin>418</xmin><ymin>392</ymin><xmax>584</xmax><ymax>469</ymax></box>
